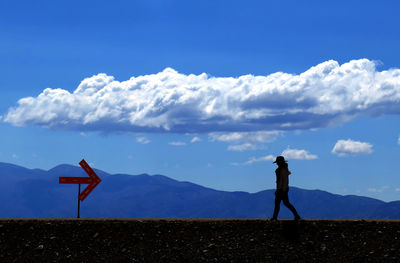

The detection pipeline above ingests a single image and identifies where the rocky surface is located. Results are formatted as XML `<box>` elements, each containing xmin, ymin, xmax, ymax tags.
<box><xmin>0</xmin><ymin>219</ymin><xmax>399</xmax><ymax>262</ymax></box>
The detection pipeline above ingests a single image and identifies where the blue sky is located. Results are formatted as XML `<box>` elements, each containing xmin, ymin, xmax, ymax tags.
<box><xmin>1</xmin><ymin>0</ymin><xmax>400</xmax><ymax>201</ymax></box>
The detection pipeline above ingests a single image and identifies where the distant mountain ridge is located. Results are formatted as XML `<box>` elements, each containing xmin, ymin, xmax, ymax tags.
<box><xmin>0</xmin><ymin>162</ymin><xmax>399</xmax><ymax>219</ymax></box>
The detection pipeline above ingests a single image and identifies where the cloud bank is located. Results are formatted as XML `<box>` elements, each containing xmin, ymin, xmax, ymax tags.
<box><xmin>332</xmin><ymin>139</ymin><xmax>373</xmax><ymax>156</ymax></box>
<box><xmin>4</xmin><ymin>59</ymin><xmax>400</xmax><ymax>134</ymax></box>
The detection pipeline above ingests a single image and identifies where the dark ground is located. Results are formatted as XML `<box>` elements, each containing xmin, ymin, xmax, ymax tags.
<box><xmin>0</xmin><ymin>219</ymin><xmax>399</xmax><ymax>262</ymax></box>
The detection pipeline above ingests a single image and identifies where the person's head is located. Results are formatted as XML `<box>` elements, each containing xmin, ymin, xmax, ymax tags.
<box><xmin>273</xmin><ymin>156</ymin><xmax>287</xmax><ymax>167</ymax></box>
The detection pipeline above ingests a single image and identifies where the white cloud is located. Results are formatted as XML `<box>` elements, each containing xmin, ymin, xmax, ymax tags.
<box><xmin>137</xmin><ymin>137</ymin><xmax>151</xmax><ymax>144</ymax></box>
<box><xmin>245</xmin><ymin>155</ymin><xmax>275</xmax><ymax>165</ymax></box>
<box><xmin>228</xmin><ymin>143</ymin><xmax>257</xmax><ymax>151</ymax></box>
<box><xmin>368</xmin><ymin>186</ymin><xmax>389</xmax><ymax>193</ymax></box>
<box><xmin>191</xmin><ymin>136</ymin><xmax>201</xmax><ymax>143</ymax></box>
<box><xmin>12</xmin><ymin>154</ymin><xmax>17</xmax><ymax>159</ymax></box>
<box><xmin>210</xmin><ymin>131</ymin><xmax>277</xmax><ymax>151</ymax></box>
<box><xmin>4</xmin><ymin>59</ymin><xmax>400</xmax><ymax>134</ymax></box>
<box><xmin>210</xmin><ymin>131</ymin><xmax>280</xmax><ymax>143</ymax></box>
<box><xmin>282</xmin><ymin>148</ymin><xmax>318</xmax><ymax>160</ymax></box>
<box><xmin>398</xmin><ymin>136</ymin><xmax>400</xmax><ymax>145</ymax></box>
<box><xmin>332</xmin><ymin>139</ymin><xmax>373</xmax><ymax>156</ymax></box>
<box><xmin>233</xmin><ymin>154</ymin><xmax>275</xmax><ymax>166</ymax></box>
<box><xmin>169</xmin><ymin>141</ymin><xmax>186</xmax><ymax>146</ymax></box>
<box><xmin>395</xmin><ymin>188</ymin><xmax>400</xmax><ymax>192</ymax></box>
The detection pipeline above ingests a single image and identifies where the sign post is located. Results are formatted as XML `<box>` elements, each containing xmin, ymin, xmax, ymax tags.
<box><xmin>78</xmin><ymin>184</ymin><xmax>81</xmax><ymax>218</ymax></box>
<box><xmin>59</xmin><ymin>159</ymin><xmax>102</xmax><ymax>218</ymax></box>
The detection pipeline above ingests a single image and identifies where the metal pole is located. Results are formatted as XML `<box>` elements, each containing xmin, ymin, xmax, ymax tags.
<box><xmin>77</xmin><ymin>184</ymin><xmax>81</xmax><ymax>218</ymax></box>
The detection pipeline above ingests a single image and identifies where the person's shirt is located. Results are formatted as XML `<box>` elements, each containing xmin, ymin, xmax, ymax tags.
<box><xmin>275</xmin><ymin>164</ymin><xmax>291</xmax><ymax>191</ymax></box>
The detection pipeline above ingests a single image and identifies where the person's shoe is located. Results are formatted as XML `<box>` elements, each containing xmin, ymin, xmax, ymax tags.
<box><xmin>269</xmin><ymin>217</ymin><xmax>277</xmax><ymax>221</ymax></box>
<box><xmin>294</xmin><ymin>216</ymin><xmax>301</xmax><ymax>221</ymax></box>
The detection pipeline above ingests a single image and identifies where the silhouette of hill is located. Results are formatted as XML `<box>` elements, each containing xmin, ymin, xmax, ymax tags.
<box><xmin>0</xmin><ymin>162</ymin><xmax>399</xmax><ymax>219</ymax></box>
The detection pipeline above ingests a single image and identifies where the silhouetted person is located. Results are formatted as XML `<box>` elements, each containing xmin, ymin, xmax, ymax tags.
<box><xmin>270</xmin><ymin>156</ymin><xmax>301</xmax><ymax>221</ymax></box>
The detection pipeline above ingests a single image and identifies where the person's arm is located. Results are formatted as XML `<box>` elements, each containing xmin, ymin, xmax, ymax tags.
<box><xmin>275</xmin><ymin>168</ymin><xmax>282</xmax><ymax>190</ymax></box>
<box><xmin>283</xmin><ymin>168</ymin><xmax>290</xmax><ymax>191</ymax></box>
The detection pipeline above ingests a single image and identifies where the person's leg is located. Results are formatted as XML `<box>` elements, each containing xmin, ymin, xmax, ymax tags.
<box><xmin>282</xmin><ymin>190</ymin><xmax>300</xmax><ymax>219</ymax></box>
<box><xmin>272</xmin><ymin>190</ymin><xmax>282</xmax><ymax>219</ymax></box>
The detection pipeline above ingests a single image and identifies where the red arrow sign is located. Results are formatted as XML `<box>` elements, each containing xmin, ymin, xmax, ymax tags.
<box><xmin>59</xmin><ymin>177</ymin><xmax>94</xmax><ymax>184</ymax></box>
<box><xmin>59</xmin><ymin>159</ymin><xmax>101</xmax><ymax>201</ymax></box>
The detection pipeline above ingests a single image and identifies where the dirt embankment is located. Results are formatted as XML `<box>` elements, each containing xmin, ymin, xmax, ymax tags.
<box><xmin>0</xmin><ymin>219</ymin><xmax>399</xmax><ymax>262</ymax></box>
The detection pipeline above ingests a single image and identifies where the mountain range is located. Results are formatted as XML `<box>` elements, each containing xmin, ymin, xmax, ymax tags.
<box><xmin>0</xmin><ymin>162</ymin><xmax>399</xmax><ymax>219</ymax></box>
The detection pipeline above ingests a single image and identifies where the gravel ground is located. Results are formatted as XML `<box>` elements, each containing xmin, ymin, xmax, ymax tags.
<box><xmin>0</xmin><ymin>219</ymin><xmax>399</xmax><ymax>262</ymax></box>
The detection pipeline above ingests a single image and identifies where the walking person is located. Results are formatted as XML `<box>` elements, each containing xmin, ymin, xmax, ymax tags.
<box><xmin>270</xmin><ymin>156</ymin><xmax>301</xmax><ymax>221</ymax></box>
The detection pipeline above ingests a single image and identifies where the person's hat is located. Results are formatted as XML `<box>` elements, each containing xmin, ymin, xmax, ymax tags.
<box><xmin>273</xmin><ymin>156</ymin><xmax>287</xmax><ymax>163</ymax></box>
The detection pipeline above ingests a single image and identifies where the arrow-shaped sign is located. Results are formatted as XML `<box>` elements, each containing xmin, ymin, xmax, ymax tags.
<box><xmin>59</xmin><ymin>159</ymin><xmax>101</xmax><ymax>201</ymax></box>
